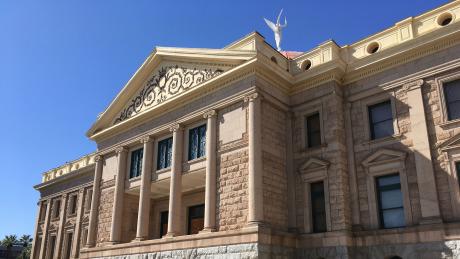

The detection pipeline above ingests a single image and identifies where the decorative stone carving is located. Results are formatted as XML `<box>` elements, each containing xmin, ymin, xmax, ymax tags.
<box><xmin>244</xmin><ymin>92</ymin><xmax>259</xmax><ymax>103</ymax></box>
<box><xmin>140</xmin><ymin>136</ymin><xmax>152</xmax><ymax>144</ymax></box>
<box><xmin>203</xmin><ymin>109</ymin><xmax>217</xmax><ymax>119</ymax></box>
<box><xmin>115</xmin><ymin>147</ymin><xmax>127</xmax><ymax>154</ymax></box>
<box><xmin>114</xmin><ymin>65</ymin><xmax>225</xmax><ymax>124</ymax></box>
<box><xmin>401</xmin><ymin>79</ymin><xmax>424</xmax><ymax>92</ymax></box>
<box><xmin>169</xmin><ymin>123</ymin><xmax>182</xmax><ymax>132</ymax></box>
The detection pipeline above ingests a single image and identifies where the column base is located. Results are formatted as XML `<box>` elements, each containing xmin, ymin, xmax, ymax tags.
<box><xmin>419</xmin><ymin>216</ymin><xmax>443</xmax><ymax>225</ymax></box>
<box><xmin>163</xmin><ymin>232</ymin><xmax>178</xmax><ymax>238</ymax></box>
<box><xmin>199</xmin><ymin>227</ymin><xmax>216</xmax><ymax>234</ymax></box>
<box><xmin>132</xmin><ymin>237</ymin><xmax>148</xmax><ymax>242</ymax></box>
<box><xmin>84</xmin><ymin>243</ymin><xmax>95</xmax><ymax>249</ymax></box>
<box><xmin>107</xmin><ymin>241</ymin><xmax>121</xmax><ymax>245</ymax></box>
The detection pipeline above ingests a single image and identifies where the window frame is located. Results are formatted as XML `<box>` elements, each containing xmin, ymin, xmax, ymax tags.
<box><xmin>186</xmin><ymin>123</ymin><xmax>207</xmax><ymax>161</ymax></box>
<box><xmin>368</xmin><ymin>100</ymin><xmax>394</xmax><ymax>140</ymax></box>
<box><xmin>362</xmin><ymin>148</ymin><xmax>412</xmax><ymax>229</ymax></box>
<box><xmin>437</xmin><ymin>73</ymin><xmax>460</xmax><ymax>125</ymax></box>
<box><xmin>68</xmin><ymin>194</ymin><xmax>78</xmax><ymax>216</ymax></box>
<box><xmin>305</xmin><ymin>112</ymin><xmax>322</xmax><ymax>148</ymax></box>
<box><xmin>159</xmin><ymin>210</ymin><xmax>169</xmax><ymax>238</ymax></box>
<box><xmin>376</xmin><ymin>173</ymin><xmax>405</xmax><ymax>229</ymax></box>
<box><xmin>187</xmin><ymin>204</ymin><xmax>205</xmax><ymax>235</ymax></box>
<box><xmin>127</xmin><ymin>146</ymin><xmax>144</xmax><ymax>179</ymax></box>
<box><xmin>157</xmin><ymin>136</ymin><xmax>173</xmax><ymax>170</ymax></box>
<box><xmin>299</xmin><ymin>158</ymin><xmax>331</xmax><ymax>233</ymax></box>
<box><xmin>442</xmin><ymin>146</ymin><xmax>460</xmax><ymax>220</ymax></box>
<box><xmin>310</xmin><ymin>181</ymin><xmax>327</xmax><ymax>233</ymax></box>
<box><xmin>361</xmin><ymin>94</ymin><xmax>399</xmax><ymax>142</ymax></box>
<box><xmin>297</xmin><ymin>103</ymin><xmax>325</xmax><ymax>150</ymax></box>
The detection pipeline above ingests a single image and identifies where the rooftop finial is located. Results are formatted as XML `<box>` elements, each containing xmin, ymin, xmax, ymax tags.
<box><xmin>264</xmin><ymin>9</ymin><xmax>287</xmax><ymax>51</ymax></box>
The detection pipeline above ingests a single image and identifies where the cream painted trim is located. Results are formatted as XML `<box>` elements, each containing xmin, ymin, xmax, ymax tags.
<box><xmin>299</xmin><ymin>157</ymin><xmax>331</xmax><ymax>234</ymax></box>
<box><xmin>362</xmin><ymin>149</ymin><xmax>412</xmax><ymax>229</ymax></box>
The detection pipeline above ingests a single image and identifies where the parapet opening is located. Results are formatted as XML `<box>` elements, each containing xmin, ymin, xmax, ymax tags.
<box><xmin>302</xmin><ymin>59</ymin><xmax>312</xmax><ymax>71</ymax></box>
<box><xmin>367</xmin><ymin>42</ymin><xmax>380</xmax><ymax>54</ymax></box>
<box><xmin>437</xmin><ymin>12</ymin><xmax>453</xmax><ymax>26</ymax></box>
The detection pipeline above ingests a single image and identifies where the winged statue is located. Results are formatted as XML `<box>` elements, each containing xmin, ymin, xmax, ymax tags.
<box><xmin>264</xmin><ymin>9</ymin><xmax>288</xmax><ymax>51</ymax></box>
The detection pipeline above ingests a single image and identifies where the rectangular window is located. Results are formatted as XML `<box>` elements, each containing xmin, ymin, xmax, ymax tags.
<box><xmin>48</xmin><ymin>235</ymin><xmax>57</xmax><ymax>259</ymax></box>
<box><xmin>310</xmin><ymin>181</ymin><xmax>327</xmax><ymax>233</ymax></box>
<box><xmin>160</xmin><ymin>211</ymin><xmax>169</xmax><ymax>237</ymax></box>
<box><xmin>444</xmin><ymin>79</ymin><xmax>460</xmax><ymax>121</ymax></box>
<box><xmin>64</xmin><ymin>232</ymin><xmax>73</xmax><ymax>259</ymax></box>
<box><xmin>129</xmin><ymin>148</ymin><xmax>143</xmax><ymax>179</ymax></box>
<box><xmin>305</xmin><ymin>113</ymin><xmax>321</xmax><ymax>148</ymax></box>
<box><xmin>34</xmin><ymin>236</ymin><xmax>42</xmax><ymax>259</ymax></box>
<box><xmin>187</xmin><ymin>204</ymin><xmax>204</xmax><ymax>235</ymax></box>
<box><xmin>157</xmin><ymin>137</ymin><xmax>173</xmax><ymax>170</ymax></box>
<box><xmin>54</xmin><ymin>200</ymin><xmax>61</xmax><ymax>218</ymax></box>
<box><xmin>69</xmin><ymin>195</ymin><xmax>77</xmax><ymax>215</ymax></box>
<box><xmin>85</xmin><ymin>189</ymin><xmax>93</xmax><ymax>211</ymax></box>
<box><xmin>188</xmin><ymin>125</ymin><xmax>206</xmax><ymax>161</ymax></box>
<box><xmin>368</xmin><ymin>100</ymin><xmax>394</xmax><ymax>140</ymax></box>
<box><xmin>39</xmin><ymin>203</ymin><xmax>47</xmax><ymax>221</ymax></box>
<box><xmin>376</xmin><ymin>174</ymin><xmax>405</xmax><ymax>229</ymax></box>
<box><xmin>456</xmin><ymin>162</ymin><xmax>460</xmax><ymax>188</ymax></box>
<box><xmin>81</xmin><ymin>228</ymin><xmax>88</xmax><ymax>247</ymax></box>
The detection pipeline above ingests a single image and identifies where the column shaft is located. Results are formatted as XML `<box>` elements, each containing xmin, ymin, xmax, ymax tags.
<box><xmin>406</xmin><ymin>80</ymin><xmax>441</xmax><ymax>221</ymax></box>
<box><xmin>30</xmin><ymin>202</ymin><xmax>42</xmax><ymax>259</ymax></box>
<box><xmin>86</xmin><ymin>156</ymin><xmax>103</xmax><ymax>247</ymax></box>
<box><xmin>246</xmin><ymin>93</ymin><xmax>264</xmax><ymax>224</ymax></box>
<box><xmin>136</xmin><ymin>137</ymin><xmax>154</xmax><ymax>240</ymax></box>
<box><xmin>71</xmin><ymin>189</ymin><xmax>85</xmax><ymax>258</ymax></box>
<box><xmin>203</xmin><ymin>110</ymin><xmax>217</xmax><ymax>232</ymax></box>
<box><xmin>38</xmin><ymin>200</ymin><xmax>51</xmax><ymax>259</ymax></box>
<box><xmin>166</xmin><ymin>124</ymin><xmax>183</xmax><ymax>236</ymax></box>
<box><xmin>54</xmin><ymin>194</ymin><xmax>68</xmax><ymax>259</ymax></box>
<box><xmin>110</xmin><ymin>148</ymin><xmax>128</xmax><ymax>243</ymax></box>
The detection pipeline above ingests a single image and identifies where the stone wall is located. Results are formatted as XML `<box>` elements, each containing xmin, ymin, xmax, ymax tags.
<box><xmin>216</xmin><ymin>148</ymin><xmax>249</xmax><ymax>231</ymax></box>
<box><xmin>261</xmin><ymin>101</ymin><xmax>288</xmax><ymax>229</ymax></box>
<box><xmin>96</xmin><ymin>187</ymin><xmax>114</xmax><ymax>246</ymax></box>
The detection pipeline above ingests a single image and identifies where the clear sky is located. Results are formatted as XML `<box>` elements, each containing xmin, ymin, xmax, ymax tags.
<box><xmin>0</xmin><ymin>0</ymin><xmax>449</xmax><ymax>238</ymax></box>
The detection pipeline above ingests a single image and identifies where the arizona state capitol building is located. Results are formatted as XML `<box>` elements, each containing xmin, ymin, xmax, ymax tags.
<box><xmin>30</xmin><ymin>1</ymin><xmax>460</xmax><ymax>258</ymax></box>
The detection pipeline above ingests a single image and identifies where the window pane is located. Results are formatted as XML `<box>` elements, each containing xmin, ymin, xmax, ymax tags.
<box><xmin>198</xmin><ymin>125</ymin><xmax>207</xmax><ymax>158</ymax></box>
<box><xmin>380</xmin><ymin>189</ymin><xmax>403</xmax><ymax>209</ymax></box>
<box><xmin>189</xmin><ymin>128</ymin><xmax>198</xmax><ymax>160</ymax></box>
<box><xmin>369</xmin><ymin>101</ymin><xmax>392</xmax><ymax>123</ymax></box>
<box><xmin>160</xmin><ymin>211</ymin><xmax>169</xmax><ymax>237</ymax></box>
<box><xmin>371</xmin><ymin>120</ymin><xmax>394</xmax><ymax>139</ymax></box>
<box><xmin>187</xmin><ymin>204</ymin><xmax>204</xmax><ymax>234</ymax></box>
<box><xmin>157</xmin><ymin>138</ymin><xmax>172</xmax><ymax>170</ymax></box>
<box><xmin>382</xmin><ymin>208</ymin><xmax>405</xmax><ymax>228</ymax></box>
<box><xmin>306</xmin><ymin>113</ymin><xmax>321</xmax><ymax>148</ymax></box>
<box><xmin>167</xmin><ymin>138</ymin><xmax>172</xmax><ymax>167</ymax></box>
<box><xmin>377</xmin><ymin>174</ymin><xmax>400</xmax><ymax>187</ymax></box>
<box><xmin>310</xmin><ymin>181</ymin><xmax>327</xmax><ymax>233</ymax></box>
<box><xmin>444</xmin><ymin>80</ymin><xmax>460</xmax><ymax>103</ymax></box>
<box><xmin>130</xmin><ymin>148</ymin><xmax>143</xmax><ymax>178</ymax></box>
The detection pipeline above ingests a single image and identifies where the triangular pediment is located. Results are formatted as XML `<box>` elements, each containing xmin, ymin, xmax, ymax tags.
<box><xmin>362</xmin><ymin>148</ymin><xmax>406</xmax><ymax>167</ymax></box>
<box><xmin>300</xmin><ymin>157</ymin><xmax>330</xmax><ymax>172</ymax></box>
<box><xmin>87</xmin><ymin>47</ymin><xmax>256</xmax><ymax>140</ymax></box>
<box><xmin>438</xmin><ymin>132</ymin><xmax>460</xmax><ymax>151</ymax></box>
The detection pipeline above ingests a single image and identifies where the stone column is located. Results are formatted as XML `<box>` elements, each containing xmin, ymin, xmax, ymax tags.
<box><xmin>31</xmin><ymin>201</ymin><xmax>44</xmax><ymax>259</ymax></box>
<box><xmin>405</xmin><ymin>79</ymin><xmax>441</xmax><ymax>222</ymax></box>
<box><xmin>345</xmin><ymin>102</ymin><xmax>361</xmax><ymax>228</ymax></box>
<box><xmin>110</xmin><ymin>147</ymin><xmax>128</xmax><ymax>244</ymax></box>
<box><xmin>135</xmin><ymin>136</ymin><xmax>154</xmax><ymax>241</ymax></box>
<box><xmin>39</xmin><ymin>200</ymin><xmax>51</xmax><ymax>259</ymax></box>
<box><xmin>54</xmin><ymin>194</ymin><xmax>68</xmax><ymax>259</ymax></box>
<box><xmin>285</xmin><ymin>112</ymin><xmax>297</xmax><ymax>231</ymax></box>
<box><xmin>245</xmin><ymin>92</ymin><xmax>264</xmax><ymax>225</ymax></box>
<box><xmin>166</xmin><ymin>124</ymin><xmax>183</xmax><ymax>237</ymax></box>
<box><xmin>71</xmin><ymin>189</ymin><xmax>85</xmax><ymax>258</ymax></box>
<box><xmin>86</xmin><ymin>155</ymin><xmax>103</xmax><ymax>247</ymax></box>
<box><xmin>203</xmin><ymin>110</ymin><xmax>217</xmax><ymax>232</ymax></box>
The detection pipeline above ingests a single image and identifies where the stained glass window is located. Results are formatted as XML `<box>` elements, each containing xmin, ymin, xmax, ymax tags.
<box><xmin>188</xmin><ymin>125</ymin><xmax>206</xmax><ymax>161</ymax></box>
<box><xmin>129</xmin><ymin>148</ymin><xmax>143</xmax><ymax>178</ymax></box>
<box><xmin>157</xmin><ymin>137</ymin><xmax>173</xmax><ymax>170</ymax></box>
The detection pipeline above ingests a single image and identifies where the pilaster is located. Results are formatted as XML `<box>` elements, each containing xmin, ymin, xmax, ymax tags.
<box><xmin>202</xmin><ymin>110</ymin><xmax>217</xmax><ymax>232</ymax></box>
<box><xmin>54</xmin><ymin>194</ymin><xmax>68</xmax><ymax>259</ymax></box>
<box><xmin>86</xmin><ymin>155</ymin><xmax>103</xmax><ymax>247</ymax></box>
<box><xmin>38</xmin><ymin>200</ymin><xmax>51</xmax><ymax>259</ymax></box>
<box><xmin>110</xmin><ymin>147</ymin><xmax>128</xmax><ymax>243</ymax></box>
<box><xmin>71</xmin><ymin>189</ymin><xmax>85</xmax><ymax>258</ymax></box>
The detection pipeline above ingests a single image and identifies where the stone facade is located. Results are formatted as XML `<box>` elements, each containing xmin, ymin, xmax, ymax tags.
<box><xmin>32</xmin><ymin>2</ymin><xmax>460</xmax><ymax>258</ymax></box>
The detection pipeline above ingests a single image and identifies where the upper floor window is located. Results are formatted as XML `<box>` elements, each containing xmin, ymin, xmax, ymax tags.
<box><xmin>188</xmin><ymin>125</ymin><xmax>206</xmax><ymax>161</ymax></box>
<box><xmin>305</xmin><ymin>113</ymin><xmax>321</xmax><ymax>148</ymax></box>
<box><xmin>85</xmin><ymin>189</ymin><xmax>92</xmax><ymax>211</ymax></box>
<box><xmin>129</xmin><ymin>148</ymin><xmax>143</xmax><ymax>178</ymax></box>
<box><xmin>368</xmin><ymin>100</ymin><xmax>394</xmax><ymax>140</ymax></box>
<box><xmin>187</xmin><ymin>204</ymin><xmax>204</xmax><ymax>235</ymax></box>
<box><xmin>157</xmin><ymin>137</ymin><xmax>173</xmax><ymax>170</ymax></box>
<box><xmin>310</xmin><ymin>181</ymin><xmax>327</xmax><ymax>233</ymax></box>
<box><xmin>53</xmin><ymin>199</ymin><xmax>61</xmax><ymax>218</ymax></box>
<box><xmin>69</xmin><ymin>195</ymin><xmax>77</xmax><ymax>215</ymax></box>
<box><xmin>376</xmin><ymin>174</ymin><xmax>405</xmax><ymax>229</ymax></box>
<box><xmin>443</xmin><ymin>79</ymin><xmax>460</xmax><ymax>121</ymax></box>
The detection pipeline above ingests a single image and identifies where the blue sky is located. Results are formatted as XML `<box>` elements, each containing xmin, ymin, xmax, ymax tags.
<box><xmin>0</xmin><ymin>0</ymin><xmax>448</xmax><ymax>238</ymax></box>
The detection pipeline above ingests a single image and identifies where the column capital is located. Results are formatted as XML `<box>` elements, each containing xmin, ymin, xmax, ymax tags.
<box><xmin>402</xmin><ymin>79</ymin><xmax>424</xmax><ymax>92</ymax></box>
<box><xmin>115</xmin><ymin>146</ymin><xmax>128</xmax><ymax>154</ymax></box>
<box><xmin>94</xmin><ymin>155</ymin><xmax>103</xmax><ymax>162</ymax></box>
<box><xmin>140</xmin><ymin>136</ymin><xmax>153</xmax><ymax>144</ymax></box>
<box><xmin>169</xmin><ymin>123</ymin><xmax>183</xmax><ymax>132</ymax></box>
<box><xmin>203</xmin><ymin>110</ymin><xmax>217</xmax><ymax>119</ymax></box>
<box><xmin>244</xmin><ymin>92</ymin><xmax>260</xmax><ymax>103</ymax></box>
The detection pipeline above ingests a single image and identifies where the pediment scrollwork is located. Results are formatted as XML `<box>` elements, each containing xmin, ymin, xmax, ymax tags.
<box><xmin>114</xmin><ymin>65</ymin><xmax>225</xmax><ymax>124</ymax></box>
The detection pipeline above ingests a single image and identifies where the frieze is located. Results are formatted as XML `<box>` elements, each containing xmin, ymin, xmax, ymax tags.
<box><xmin>114</xmin><ymin>65</ymin><xmax>225</xmax><ymax>124</ymax></box>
